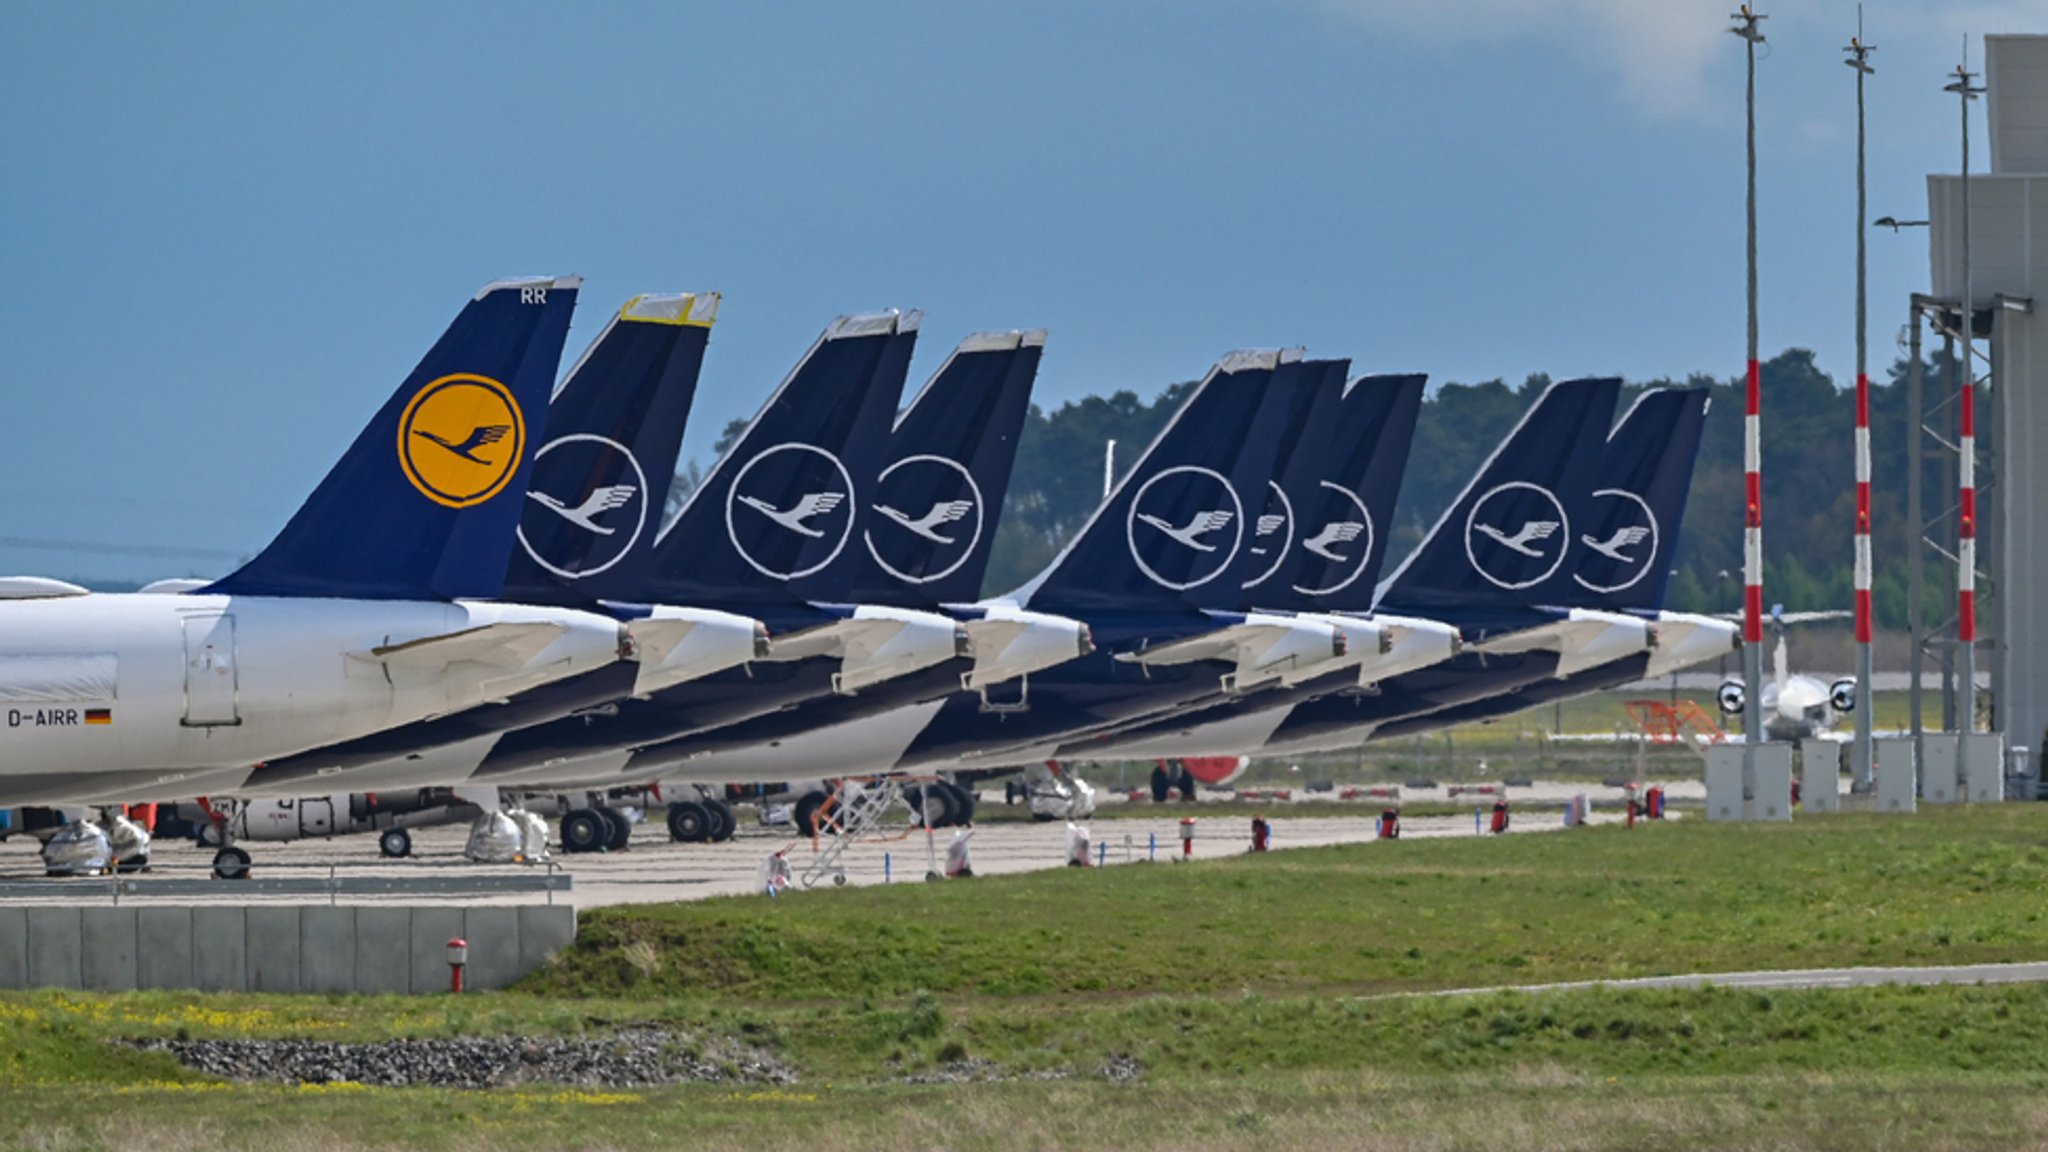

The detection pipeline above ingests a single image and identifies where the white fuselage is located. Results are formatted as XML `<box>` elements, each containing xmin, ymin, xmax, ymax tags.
<box><xmin>0</xmin><ymin>593</ymin><xmax>623</xmax><ymax>805</ymax></box>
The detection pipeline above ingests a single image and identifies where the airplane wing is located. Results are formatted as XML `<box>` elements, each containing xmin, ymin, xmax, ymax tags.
<box><xmin>349</xmin><ymin>622</ymin><xmax>567</xmax><ymax>670</ymax></box>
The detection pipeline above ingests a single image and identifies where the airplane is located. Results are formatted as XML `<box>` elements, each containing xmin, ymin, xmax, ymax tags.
<box><xmin>231</xmin><ymin>316</ymin><xmax>1087</xmax><ymax>855</ymax></box>
<box><xmin>632</xmin><ymin>351</ymin><xmax>1431</xmax><ymax>801</ymax></box>
<box><xmin>213</xmin><ymin>292</ymin><xmax>765</xmax><ymax>808</ymax></box>
<box><xmin>1041</xmin><ymin>378</ymin><xmax>1631</xmax><ymax>763</ymax></box>
<box><xmin>1356</xmin><ymin>386</ymin><xmax>1737</xmax><ymax>743</ymax></box>
<box><xmin>1714</xmin><ymin>606</ymin><xmax>1858</xmax><ymax>740</ymax></box>
<box><xmin>0</xmin><ymin>278</ymin><xmax>630</xmax><ymax>809</ymax></box>
<box><xmin>449</xmin><ymin>325</ymin><xmax>1089</xmax><ymax>844</ymax></box>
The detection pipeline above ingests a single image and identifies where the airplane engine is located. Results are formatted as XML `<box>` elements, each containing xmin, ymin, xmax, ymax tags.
<box><xmin>1829</xmin><ymin>678</ymin><xmax>1858</xmax><ymax>714</ymax></box>
<box><xmin>1716</xmin><ymin>679</ymin><xmax>1746</xmax><ymax>716</ymax></box>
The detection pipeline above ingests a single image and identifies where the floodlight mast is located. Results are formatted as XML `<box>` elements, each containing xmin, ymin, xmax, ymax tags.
<box><xmin>1847</xmin><ymin>16</ymin><xmax>1876</xmax><ymax>791</ymax></box>
<box><xmin>1731</xmin><ymin>4</ymin><xmax>1767</xmax><ymax>798</ymax></box>
<box><xmin>1945</xmin><ymin>55</ymin><xmax>1985</xmax><ymax>734</ymax></box>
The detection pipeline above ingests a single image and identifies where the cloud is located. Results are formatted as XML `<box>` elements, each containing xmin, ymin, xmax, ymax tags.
<box><xmin>1307</xmin><ymin>0</ymin><xmax>1730</xmax><ymax>118</ymax></box>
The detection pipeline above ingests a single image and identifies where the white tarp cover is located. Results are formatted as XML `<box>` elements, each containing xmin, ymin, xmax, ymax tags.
<box><xmin>0</xmin><ymin>654</ymin><xmax>116</xmax><ymax>703</ymax></box>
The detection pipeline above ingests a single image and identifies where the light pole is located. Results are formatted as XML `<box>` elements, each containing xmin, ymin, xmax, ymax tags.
<box><xmin>1847</xmin><ymin>20</ymin><xmax>1875</xmax><ymax>792</ymax></box>
<box><xmin>1945</xmin><ymin>58</ymin><xmax>1985</xmax><ymax>734</ymax></box>
<box><xmin>1732</xmin><ymin>5</ymin><xmax>1767</xmax><ymax>800</ymax></box>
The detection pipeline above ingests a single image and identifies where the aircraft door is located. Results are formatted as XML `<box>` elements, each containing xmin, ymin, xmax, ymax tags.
<box><xmin>181</xmin><ymin>613</ymin><xmax>240</xmax><ymax>727</ymax></box>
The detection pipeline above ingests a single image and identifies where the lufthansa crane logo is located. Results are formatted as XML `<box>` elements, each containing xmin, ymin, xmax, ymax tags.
<box><xmin>1292</xmin><ymin>481</ymin><xmax>1375</xmax><ymax>597</ymax></box>
<box><xmin>397</xmin><ymin>373</ymin><xmax>526</xmax><ymax>509</ymax></box>
<box><xmin>1241</xmin><ymin>481</ymin><xmax>1294</xmax><ymax>590</ymax></box>
<box><xmin>516</xmin><ymin>433</ymin><xmax>650</xmax><ymax>579</ymax></box>
<box><xmin>1124</xmin><ymin>465</ymin><xmax>1244</xmax><ymax>591</ymax></box>
<box><xmin>865</xmin><ymin>454</ymin><xmax>984</xmax><ymax>585</ymax></box>
<box><xmin>1573</xmin><ymin>488</ymin><xmax>1660</xmax><ymax>593</ymax></box>
<box><xmin>724</xmin><ymin>442</ymin><xmax>857</xmax><ymax>581</ymax></box>
<box><xmin>1463</xmin><ymin>481</ymin><xmax>1570</xmax><ymax>591</ymax></box>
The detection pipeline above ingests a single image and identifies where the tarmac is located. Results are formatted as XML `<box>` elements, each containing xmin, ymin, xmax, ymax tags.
<box><xmin>0</xmin><ymin>787</ymin><xmax>1639</xmax><ymax>910</ymax></box>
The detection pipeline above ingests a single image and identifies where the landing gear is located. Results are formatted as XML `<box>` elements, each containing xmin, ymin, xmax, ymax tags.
<box><xmin>598</xmin><ymin>805</ymin><xmax>632</xmax><ymax>852</ymax></box>
<box><xmin>704</xmin><ymin>798</ymin><xmax>737</xmax><ymax>842</ymax></box>
<box><xmin>1177</xmin><ymin>765</ymin><xmax>1198</xmax><ymax>801</ymax></box>
<box><xmin>907</xmin><ymin>780</ymin><xmax>975</xmax><ymax>829</ymax></box>
<box><xmin>560</xmin><ymin>809</ymin><xmax>608</xmax><ymax>854</ymax></box>
<box><xmin>211</xmin><ymin>845</ymin><xmax>252</xmax><ymax>881</ymax></box>
<box><xmin>1150</xmin><ymin>764</ymin><xmax>1172</xmax><ymax>803</ymax></box>
<box><xmin>378</xmin><ymin>827</ymin><xmax>412</xmax><ymax>859</ymax></box>
<box><xmin>666</xmin><ymin>800</ymin><xmax>711</xmax><ymax>843</ymax></box>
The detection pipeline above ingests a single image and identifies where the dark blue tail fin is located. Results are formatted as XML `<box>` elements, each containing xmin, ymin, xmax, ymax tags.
<box><xmin>1243</xmin><ymin>371</ymin><xmax>1425</xmax><ymax>614</ymax></box>
<box><xmin>622</xmin><ymin>311</ymin><xmax>918</xmax><ymax>607</ymax></box>
<box><xmin>1193</xmin><ymin>358</ymin><xmax>1347</xmax><ymax>611</ymax></box>
<box><xmin>206</xmin><ymin>276</ymin><xmax>580</xmax><ymax>600</ymax></box>
<box><xmin>846</xmin><ymin>329</ymin><xmax>1045</xmax><ymax>606</ymax></box>
<box><xmin>1374</xmin><ymin>378</ymin><xmax>1621</xmax><ymax>622</ymax></box>
<box><xmin>1553</xmin><ymin>387</ymin><xmax>1710</xmax><ymax>612</ymax></box>
<box><xmin>500</xmin><ymin>291</ymin><xmax>721</xmax><ymax>605</ymax></box>
<box><xmin>1019</xmin><ymin>349</ymin><xmax>1306</xmax><ymax>617</ymax></box>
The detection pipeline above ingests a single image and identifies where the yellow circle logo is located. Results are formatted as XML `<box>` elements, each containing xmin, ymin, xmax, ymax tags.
<box><xmin>396</xmin><ymin>374</ymin><xmax>525</xmax><ymax>509</ymax></box>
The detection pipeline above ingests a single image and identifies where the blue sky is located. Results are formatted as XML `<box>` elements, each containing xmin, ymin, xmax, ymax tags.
<box><xmin>2</xmin><ymin>0</ymin><xmax>2042</xmax><ymax>583</ymax></box>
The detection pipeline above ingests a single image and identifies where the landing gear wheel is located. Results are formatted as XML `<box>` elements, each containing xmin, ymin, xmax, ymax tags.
<box><xmin>1177</xmin><ymin>766</ymin><xmax>1198</xmax><ymax>801</ymax></box>
<box><xmin>378</xmin><ymin>828</ymin><xmax>412</xmax><ymax>859</ymax></box>
<box><xmin>598</xmin><ymin>805</ymin><xmax>632</xmax><ymax>852</ymax></box>
<box><xmin>560</xmin><ymin>809</ymin><xmax>607</xmax><ymax>854</ymax></box>
<box><xmin>211</xmin><ymin>846</ymin><xmax>252</xmax><ymax>881</ymax></box>
<box><xmin>666</xmin><ymin>801</ymin><xmax>711</xmax><ymax>843</ymax></box>
<box><xmin>794</xmin><ymin>792</ymin><xmax>830</xmax><ymax>838</ymax></box>
<box><xmin>909</xmin><ymin>784</ymin><xmax>960</xmax><ymax>829</ymax></box>
<box><xmin>833</xmin><ymin>870</ymin><xmax>847</xmax><ymax>886</ymax></box>
<box><xmin>704</xmin><ymin>798</ymin><xmax>736</xmax><ymax>842</ymax></box>
<box><xmin>1150</xmin><ymin>764</ymin><xmax>1173</xmax><ymax>803</ymax></box>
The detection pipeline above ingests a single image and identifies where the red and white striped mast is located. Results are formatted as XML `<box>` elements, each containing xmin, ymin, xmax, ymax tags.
<box><xmin>1733</xmin><ymin>5</ymin><xmax>1768</xmax><ymax>777</ymax></box>
<box><xmin>1847</xmin><ymin>23</ymin><xmax>1875</xmax><ymax>788</ymax></box>
<box><xmin>1946</xmin><ymin>58</ymin><xmax>1984</xmax><ymax>733</ymax></box>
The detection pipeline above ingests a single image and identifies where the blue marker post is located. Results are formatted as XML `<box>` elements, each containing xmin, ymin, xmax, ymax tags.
<box><xmin>1097</xmin><ymin>840</ymin><xmax>1107</xmax><ymax>868</ymax></box>
<box><xmin>1474</xmin><ymin>808</ymin><xmax>1482</xmax><ymax>834</ymax></box>
<box><xmin>884</xmin><ymin>852</ymin><xmax>892</xmax><ymax>884</ymax></box>
<box><xmin>1148</xmin><ymin>832</ymin><xmax>1157</xmax><ymax>862</ymax></box>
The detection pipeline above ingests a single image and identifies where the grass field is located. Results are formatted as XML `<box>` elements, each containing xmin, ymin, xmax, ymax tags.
<box><xmin>11</xmin><ymin>805</ymin><xmax>2048</xmax><ymax>1150</ymax></box>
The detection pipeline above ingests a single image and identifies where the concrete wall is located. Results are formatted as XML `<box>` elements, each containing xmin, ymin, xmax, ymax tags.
<box><xmin>0</xmin><ymin>904</ymin><xmax>574</xmax><ymax>994</ymax></box>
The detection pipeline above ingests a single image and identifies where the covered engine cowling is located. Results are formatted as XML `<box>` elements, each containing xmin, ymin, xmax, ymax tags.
<box><xmin>1717</xmin><ymin>679</ymin><xmax>1746</xmax><ymax>716</ymax></box>
<box><xmin>1829</xmin><ymin>677</ymin><xmax>1858</xmax><ymax>714</ymax></box>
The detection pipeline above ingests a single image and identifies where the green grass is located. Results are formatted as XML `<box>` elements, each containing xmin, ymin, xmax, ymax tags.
<box><xmin>529</xmin><ymin>805</ymin><xmax>2048</xmax><ymax>1000</ymax></box>
<box><xmin>12</xmin><ymin>804</ymin><xmax>2048</xmax><ymax>1149</ymax></box>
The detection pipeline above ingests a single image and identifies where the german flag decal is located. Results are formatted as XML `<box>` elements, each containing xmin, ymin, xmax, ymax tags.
<box><xmin>84</xmin><ymin>708</ymin><xmax>111</xmax><ymax>726</ymax></box>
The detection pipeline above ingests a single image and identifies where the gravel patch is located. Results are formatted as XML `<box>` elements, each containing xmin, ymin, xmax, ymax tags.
<box><xmin>127</xmin><ymin>1027</ymin><xmax>796</xmax><ymax>1090</ymax></box>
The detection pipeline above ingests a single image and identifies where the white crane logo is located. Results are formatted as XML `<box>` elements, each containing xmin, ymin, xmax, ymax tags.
<box><xmin>515</xmin><ymin>434</ymin><xmax>650</xmax><ymax>580</ymax></box>
<box><xmin>725</xmin><ymin>443</ymin><xmax>857</xmax><ymax>581</ymax></box>
<box><xmin>1124</xmin><ymin>465</ymin><xmax>1244</xmax><ymax>591</ymax></box>
<box><xmin>1463</xmin><ymin>481</ymin><xmax>1569</xmax><ymax>591</ymax></box>
<box><xmin>527</xmin><ymin>485</ymin><xmax>637</xmax><ymax>535</ymax></box>
<box><xmin>736</xmin><ymin>492</ymin><xmax>845</xmax><ymax>538</ymax></box>
<box><xmin>1292</xmin><ymin>481</ymin><xmax>1374</xmax><ymax>598</ymax></box>
<box><xmin>1574</xmin><ymin>488</ymin><xmax>1660</xmax><ymax>594</ymax></box>
<box><xmin>876</xmin><ymin>499</ymin><xmax>974</xmax><ymax>544</ymax></box>
<box><xmin>864</xmin><ymin>455</ymin><xmax>986</xmax><ymax>586</ymax></box>
<box><xmin>1137</xmin><ymin>509</ymin><xmax>1236</xmax><ymax>552</ymax></box>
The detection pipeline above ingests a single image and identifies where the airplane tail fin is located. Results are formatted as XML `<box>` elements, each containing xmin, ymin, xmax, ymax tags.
<box><xmin>1018</xmin><ymin>349</ymin><xmax>1305</xmax><ymax>616</ymax></box>
<box><xmin>1374</xmin><ymin>378</ymin><xmax>1621</xmax><ymax>622</ymax></box>
<box><xmin>206</xmin><ymin>276</ymin><xmax>580</xmax><ymax>600</ymax></box>
<box><xmin>1249</xmin><ymin>371</ymin><xmax>1426</xmax><ymax>613</ymax></box>
<box><xmin>631</xmin><ymin>310</ymin><xmax>918</xmax><ymax>606</ymax></box>
<box><xmin>500</xmin><ymin>292</ymin><xmax>720</xmax><ymax>603</ymax></box>
<box><xmin>845</xmin><ymin>329</ymin><xmax>1046</xmax><ymax>605</ymax></box>
<box><xmin>1555</xmin><ymin>386</ymin><xmax>1710</xmax><ymax>611</ymax></box>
